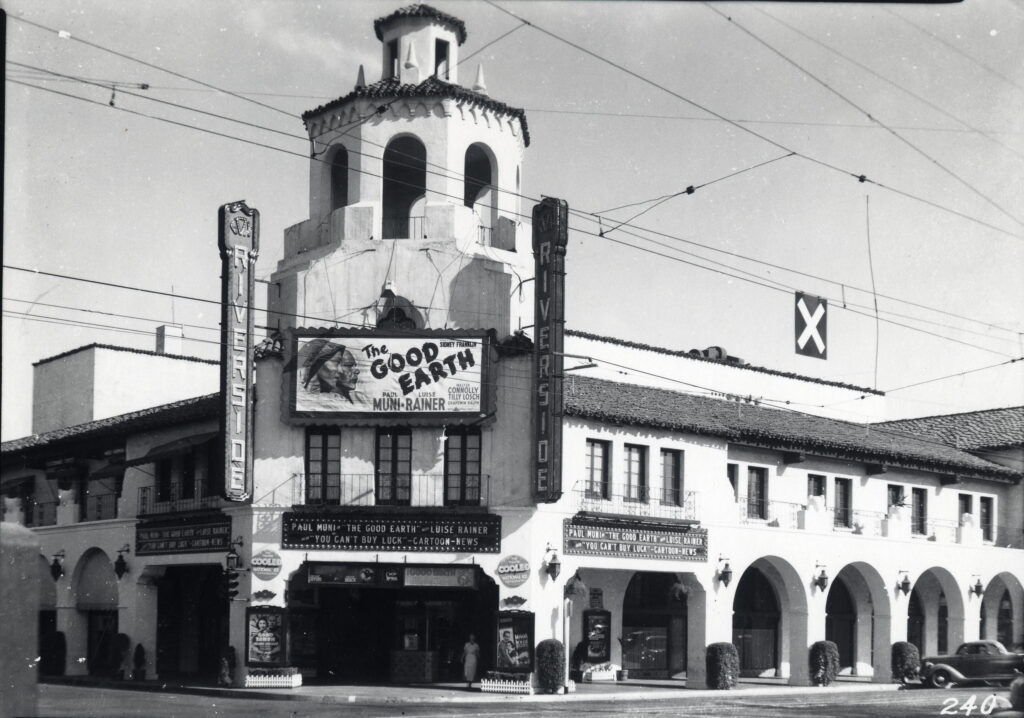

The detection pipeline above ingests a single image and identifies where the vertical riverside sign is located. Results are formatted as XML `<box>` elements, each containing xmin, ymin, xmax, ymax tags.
<box><xmin>532</xmin><ymin>197</ymin><xmax>568</xmax><ymax>503</ymax></box>
<box><xmin>218</xmin><ymin>201</ymin><xmax>259</xmax><ymax>501</ymax></box>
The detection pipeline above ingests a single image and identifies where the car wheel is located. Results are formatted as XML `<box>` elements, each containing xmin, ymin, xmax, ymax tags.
<box><xmin>929</xmin><ymin>669</ymin><xmax>954</xmax><ymax>689</ymax></box>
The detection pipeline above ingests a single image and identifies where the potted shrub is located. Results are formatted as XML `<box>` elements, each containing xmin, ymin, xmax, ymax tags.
<box><xmin>809</xmin><ymin>640</ymin><xmax>840</xmax><ymax>686</ymax></box>
<box><xmin>706</xmin><ymin>642</ymin><xmax>739</xmax><ymax>689</ymax></box>
<box><xmin>113</xmin><ymin>633</ymin><xmax>131</xmax><ymax>679</ymax></box>
<box><xmin>132</xmin><ymin>644</ymin><xmax>146</xmax><ymax>681</ymax></box>
<box><xmin>535</xmin><ymin>639</ymin><xmax>565</xmax><ymax>694</ymax></box>
<box><xmin>890</xmin><ymin>641</ymin><xmax>920</xmax><ymax>684</ymax></box>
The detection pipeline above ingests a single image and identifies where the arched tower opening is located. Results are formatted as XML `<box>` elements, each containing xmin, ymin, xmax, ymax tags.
<box><xmin>330</xmin><ymin>146</ymin><xmax>349</xmax><ymax>213</ymax></box>
<box><xmin>464</xmin><ymin>143</ymin><xmax>496</xmax><ymax>242</ymax></box>
<box><xmin>382</xmin><ymin>136</ymin><xmax>427</xmax><ymax>239</ymax></box>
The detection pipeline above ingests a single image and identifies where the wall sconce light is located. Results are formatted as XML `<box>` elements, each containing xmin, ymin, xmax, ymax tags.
<box><xmin>226</xmin><ymin>536</ymin><xmax>245</xmax><ymax>570</ymax></box>
<box><xmin>898</xmin><ymin>570</ymin><xmax>911</xmax><ymax>596</ymax></box>
<box><xmin>971</xmin><ymin>577</ymin><xmax>984</xmax><ymax>597</ymax></box>
<box><xmin>814</xmin><ymin>563</ymin><xmax>829</xmax><ymax>592</ymax></box>
<box><xmin>544</xmin><ymin>544</ymin><xmax>561</xmax><ymax>580</ymax></box>
<box><xmin>114</xmin><ymin>544</ymin><xmax>131</xmax><ymax>580</ymax></box>
<box><xmin>717</xmin><ymin>556</ymin><xmax>733</xmax><ymax>588</ymax></box>
<box><xmin>50</xmin><ymin>550</ymin><xmax>66</xmax><ymax>581</ymax></box>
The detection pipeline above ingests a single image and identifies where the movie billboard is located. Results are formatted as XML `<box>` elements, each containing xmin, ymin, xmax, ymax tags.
<box><xmin>288</xmin><ymin>330</ymin><xmax>489</xmax><ymax>421</ymax></box>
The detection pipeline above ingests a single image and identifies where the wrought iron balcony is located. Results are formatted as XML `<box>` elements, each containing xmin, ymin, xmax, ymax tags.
<box><xmin>738</xmin><ymin>499</ymin><xmax>803</xmax><ymax>528</ymax></box>
<box><xmin>83</xmin><ymin>493</ymin><xmax>118</xmax><ymax>522</ymax></box>
<box><xmin>569</xmin><ymin>483</ymin><xmax>698</xmax><ymax>522</ymax></box>
<box><xmin>138</xmin><ymin>484</ymin><xmax>222</xmax><ymax>515</ymax></box>
<box><xmin>24</xmin><ymin>500</ymin><xmax>58</xmax><ymax>528</ymax></box>
<box><xmin>382</xmin><ymin>215</ymin><xmax>426</xmax><ymax>240</ymax></box>
<box><xmin>295</xmin><ymin>473</ymin><xmax>491</xmax><ymax>508</ymax></box>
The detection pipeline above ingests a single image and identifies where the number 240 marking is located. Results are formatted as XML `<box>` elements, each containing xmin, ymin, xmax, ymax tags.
<box><xmin>940</xmin><ymin>695</ymin><xmax>998</xmax><ymax>716</ymax></box>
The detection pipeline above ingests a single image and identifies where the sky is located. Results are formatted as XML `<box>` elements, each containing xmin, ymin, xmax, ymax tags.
<box><xmin>3</xmin><ymin>0</ymin><xmax>1023</xmax><ymax>441</ymax></box>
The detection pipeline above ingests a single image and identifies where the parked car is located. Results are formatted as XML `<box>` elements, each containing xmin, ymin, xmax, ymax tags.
<box><xmin>920</xmin><ymin>640</ymin><xmax>1024</xmax><ymax>688</ymax></box>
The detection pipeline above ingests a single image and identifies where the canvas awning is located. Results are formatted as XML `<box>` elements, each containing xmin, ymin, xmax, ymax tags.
<box><xmin>124</xmin><ymin>431</ymin><xmax>219</xmax><ymax>467</ymax></box>
<box><xmin>89</xmin><ymin>462</ymin><xmax>126</xmax><ymax>479</ymax></box>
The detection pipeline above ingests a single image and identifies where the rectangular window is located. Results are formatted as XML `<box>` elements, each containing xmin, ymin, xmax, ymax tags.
<box><xmin>445</xmin><ymin>427</ymin><xmax>481</xmax><ymax>506</ymax></box>
<box><xmin>387</xmin><ymin>40</ymin><xmax>399</xmax><ymax>78</ymax></box>
<box><xmin>155</xmin><ymin>458</ymin><xmax>173</xmax><ymax>502</ymax></box>
<box><xmin>834</xmin><ymin>477</ymin><xmax>852</xmax><ymax>528</ymax></box>
<box><xmin>958</xmin><ymin>494</ymin><xmax>973</xmax><ymax>526</ymax></box>
<box><xmin>434</xmin><ymin>39</ymin><xmax>450</xmax><ymax>79</ymax></box>
<box><xmin>305</xmin><ymin>428</ymin><xmax>341</xmax><ymax>505</ymax></box>
<box><xmin>979</xmin><ymin>497</ymin><xmax>994</xmax><ymax>541</ymax></box>
<box><xmin>727</xmin><ymin>463</ymin><xmax>738</xmax><ymax>499</ymax></box>
<box><xmin>585</xmin><ymin>439</ymin><xmax>610</xmax><ymax>499</ymax></box>
<box><xmin>624</xmin><ymin>444</ymin><xmax>647</xmax><ymax>502</ymax></box>
<box><xmin>746</xmin><ymin>466</ymin><xmax>767</xmax><ymax>520</ymax></box>
<box><xmin>376</xmin><ymin>428</ymin><xmax>412</xmax><ymax>505</ymax></box>
<box><xmin>887</xmin><ymin>484</ymin><xmax>905</xmax><ymax>508</ymax></box>
<box><xmin>180</xmin><ymin>448</ymin><xmax>196</xmax><ymax>500</ymax></box>
<box><xmin>911</xmin><ymin>487</ymin><xmax>927</xmax><ymax>535</ymax></box>
<box><xmin>203</xmin><ymin>441</ymin><xmax>225</xmax><ymax>498</ymax></box>
<box><xmin>661</xmin><ymin>449</ymin><xmax>683</xmax><ymax>506</ymax></box>
<box><xmin>807</xmin><ymin>474</ymin><xmax>826</xmax><ymax>499</ymax></box>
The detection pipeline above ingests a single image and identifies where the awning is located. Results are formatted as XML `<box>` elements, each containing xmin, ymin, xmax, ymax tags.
<box><xmin>124</xmin><ymin>431</ymin><xmax>219</xmax><ymax>467</ymax></box>
<box><xmin>1</xmin><ymin>474</ymin><xmax>35</xmax><ymax>493</ymax></box>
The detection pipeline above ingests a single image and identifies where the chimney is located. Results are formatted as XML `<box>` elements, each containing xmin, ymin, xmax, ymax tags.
<box><xmin>156</xmin><ymin>325</ymin><xmax>184</xmax><ymax>355</ymax></box>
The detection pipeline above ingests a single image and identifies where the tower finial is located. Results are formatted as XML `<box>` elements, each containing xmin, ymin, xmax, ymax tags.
<box><xmin>473</xmin><ymin>64</ymin><xmax>487</xmax><ymax>94</ymax></box>
<box><xmin>404</xmin><ymin>42</ymin><xmax>420</xmax><ymax>83</ymax></box>
<box><xmin>356</xmin><ymin>64</ymin><xmax>366</xmax><ymax>89</ymax></box>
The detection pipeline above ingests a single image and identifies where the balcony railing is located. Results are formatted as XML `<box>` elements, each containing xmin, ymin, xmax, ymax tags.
<box><xmin>25</xmin><ymin>501</ymin><xmax>58</xmax><ymax>528</ymax></box>
<box><xmin>138</xmin><ymin>484</ymin><xmax>222</xmax><ymax>515</ymax></box>
<box><xmin>382</xmin><ymin>215</ymin><xmax>426</xmax><ymax>240</ymax></box>
<box><xmin>297</xmin><ymin>473</ymin><xmax>491</xmax><ymax>508</ymax></box>
<box><xmin>925</xmin><ymin>518</ymin><xmax>960</xmax><ymax>543</ymax></box>
<box><xmin>570</xmin><ymin>484</ymin><xmax>698</xmax><ymax>522</ymax></box>
<box><xmin>83</xmin><ymin>493</ymin><xmax>118</xmax><ymax>522</ymax></box>
<box><xmin>738</xmin><ymin>499</ymin><xmax>802</xmax><ymax>529</ymax></box>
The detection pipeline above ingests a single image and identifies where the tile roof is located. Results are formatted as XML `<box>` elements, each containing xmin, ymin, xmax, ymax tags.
<box><xmin>563</xmin><ymin>376</ymin><xmax>1020</xmax><ymax>481</ymax></box>
<box><xmin>374</xmin><ymin>4</ymin><xmax>468</xmax><ymax>45</ymax></box>
<box><xmin>34</xmin><ymin>343</ymin><xmax>217</xmax><ymax>367</ymax></box>
<box><xmin>876</xmin><ymin>406</ymin><xmax>1024</xmax><ymax>451</ymax></box>
<box><xmin>1</xmin><ymin>394</ymin><xmax>220</xmax><ymax>457</ymax></box>
<box><xmin>302</xmin><ymin>77</ymin><xmax>531</xmax><ymax>147</ymax></box>
<box><xmin>565</xmin><ymin>330</ymin><xmax>883</xmax><ymax>395</ymax></box>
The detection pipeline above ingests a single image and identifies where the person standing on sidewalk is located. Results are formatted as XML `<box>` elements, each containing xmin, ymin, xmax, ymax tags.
<box><xmin>462</xmin><ymin>634</ymin><xmax>480</xmax><ymax>687</ymax></box>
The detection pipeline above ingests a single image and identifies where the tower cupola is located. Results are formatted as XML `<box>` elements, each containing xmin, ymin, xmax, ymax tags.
<box><xmin>374</xmin><ymin>4</ymin><xmax>467</xmax><ymax>85</ymax></box>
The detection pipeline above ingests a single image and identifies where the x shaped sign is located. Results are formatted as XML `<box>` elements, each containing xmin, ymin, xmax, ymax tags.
<box><xmin>795</xmin><ymin>292</ymin><xmax>827</xmax><ymax>359</ymax></box>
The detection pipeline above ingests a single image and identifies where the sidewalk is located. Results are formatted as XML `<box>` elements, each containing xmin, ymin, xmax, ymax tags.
<box><xmin>44</xmin><ymin>675</ymin><xmax>907</xmax><ymax>705</ymax></box>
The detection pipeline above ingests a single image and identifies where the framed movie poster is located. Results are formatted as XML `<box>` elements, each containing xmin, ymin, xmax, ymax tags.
<box><xmin>584</xmin><ymin>609</ymin><xmax>611</xmax><ymax>663</ymax></box>
<box><xmin>496</xmin><ymin>610</ymin><xmax>534</xmax><ymax>674</ymax></box>
<box><xmin>246</xmin><ymin>606</ymin><xmax>287</xmax><ymax>667</ymax></box>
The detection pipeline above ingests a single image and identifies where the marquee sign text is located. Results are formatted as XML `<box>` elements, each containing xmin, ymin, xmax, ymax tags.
<box><xmin>532</xmin><ymin>198</ymin><xmax>569</xmax><ymax>503</ymax></box>
<box><xmin>218</xmin><ymin>201</ymin><xmax>259</xmax><ymax>501</ymax></box>
<box><xmin>563</xmin><ymin>519</ymin><xmax>708</xmax><ymax>561</ymax></box>
<box><xmin>282</xmin><ymin>513</ymin><xmax>501</xmax><ymax>553</ymax></box>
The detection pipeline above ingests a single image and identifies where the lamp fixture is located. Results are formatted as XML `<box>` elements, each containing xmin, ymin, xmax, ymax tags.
<box><xmin>971</xmin><ymin>577</ymin><xmax>984</xmax><ymax>597</ymax></box>
<box><xmin>814</xmin><ymin>563</ymin><xmax>829</xmax><ymax>592</ymax></box>
<box><xmin>898</xmin><ymin>570</ymin><xmax>912</xmax><ymax>596</ymax></box>
<box><xmin>226</xmin><ymin>536</ymin><xmax>245</xmax><ymax>570</ymax></box>
<box><xmin>544</xmin><ymin>544</ymin><xmax>561</xmax><ymax>581</ymax></box>
<box><xmin>114</xmin><ymin>544</ymin><xmax>131</xmax><ymax>580</ymax></box>
<box><xmin>50</xmin><ymin>550</ymin><xmax>66</xmax><ymax>581</ymax></box>
<box><xmin>717</xmin><ymin>555</ymin><xmax>733</xmax><ymax>588</ymax></box>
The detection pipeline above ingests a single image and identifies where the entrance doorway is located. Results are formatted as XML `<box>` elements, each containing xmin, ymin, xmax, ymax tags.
<box><xmin>825</xmin><ymin>578</ymin><xmax>856</xmax><ymax>670</ymax></box>
<box><xmin>621</xmin><ymin>572</ymin><xmax>687</xmax><ymax>678</ymax></box>
<box><xmin>156</xmin><ymin>565</ymin><xmax>228</xmax><ymax>679</ymax></box>
<box><xmin>732</xmin><ymin>568</ymin><xmax>780</xmax><ymax>676</ymax></box>
<box><xmin>289</xmin><ymin>563</ymin><xmax>498</xmax><ymax>684</ymax></box>
<box><xmin>86</xmin><ymin>610</ymin><xmax>118</xmax><ymax>677</ymax></box>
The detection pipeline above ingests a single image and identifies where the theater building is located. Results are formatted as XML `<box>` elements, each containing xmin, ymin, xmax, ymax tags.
<box><xmin>3</xmin><ymin>3</ymin><xmax>1022</xmax><ymax>690</ymax></box>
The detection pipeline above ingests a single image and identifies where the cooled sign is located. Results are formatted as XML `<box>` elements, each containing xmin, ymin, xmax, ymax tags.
<box><xmin>250</xmin><ymin>549</ymin><xmax>283</xmax><ymax>581</ymax></box>
<box><xmin>496</xmin><ymin>554</ymin><xmax>530</xmax><ymax>588</ymax></box>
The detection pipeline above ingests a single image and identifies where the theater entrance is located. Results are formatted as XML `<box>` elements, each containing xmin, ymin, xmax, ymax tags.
<box><xmin>156</xmin><ymin>565</ymin><xmax>228</xmax><ymax>679</ymax></box>
<box><xmin>289</xmin><ymin>562</ymin><xmax>498</xmax><ymax>684</ymax></box>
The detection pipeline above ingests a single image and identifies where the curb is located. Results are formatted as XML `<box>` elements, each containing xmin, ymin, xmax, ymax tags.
<box><xmin>43</xmin><ymin>677</ymin><xmax>907</xmax><ymax>705</ymax></box>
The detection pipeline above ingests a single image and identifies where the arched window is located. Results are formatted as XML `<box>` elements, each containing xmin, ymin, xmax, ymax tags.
<box><xmin>382</xmin><ymin>136</ymin><xmax>427</xmax><ymax>239</ymax></box>
<box><xmin>330</xmin><ymin>146</ymin><xmax>349</xmax><ymax>212</ymax></box>
<box><xmin>464</xmin><ymin>143</ymin><xmax>496</xmax><ymax>242</ymax></box>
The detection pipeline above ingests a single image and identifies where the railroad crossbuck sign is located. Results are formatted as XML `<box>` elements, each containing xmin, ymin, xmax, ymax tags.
<box><xmin>795</xmin><ymin>292</ymin><xmax>828</xmax><ymax>359</ymax></box>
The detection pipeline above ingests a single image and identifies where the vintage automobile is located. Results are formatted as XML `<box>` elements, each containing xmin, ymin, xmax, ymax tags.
<box><xmin>920</xmin><ymin>640</ymin><xmax>1024</xmax><ymax>688</ymax></box>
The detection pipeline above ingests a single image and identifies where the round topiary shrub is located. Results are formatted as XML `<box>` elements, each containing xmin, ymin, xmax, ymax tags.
<box><xmin>890</xmin><ymin>641</ymin><xmax>920</xmax><ymax>684</ymax></box>
<box><xmin>535</xmin><ymin>638</ymin><xmax>565</xmax><ymax>694</ymax></box>
<box><xmin>1010</xmin><ymin>675</ymin><xmax>1024</xmax><ymax>711</ymax></box>
<box><xmin>809</xmin><ymin>640</ymin><xmax>840</xmax><ymax>686</ymax></box>
<box><xmin>706</xmin><ymin>642</ymin><xmax>739</xmax><ymax>689</ymax></box>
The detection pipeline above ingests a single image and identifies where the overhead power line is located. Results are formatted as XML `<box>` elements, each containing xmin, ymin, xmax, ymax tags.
<box><xmin>704</xmin><ymin>4</ymin><xmax>1024</xmax><ymax>229</ymax></box>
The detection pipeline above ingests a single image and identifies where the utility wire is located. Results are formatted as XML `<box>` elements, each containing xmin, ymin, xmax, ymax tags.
<box><xmin>8</xmin><ymin>14</ymin><xmax>298</xmax><ymax>121</ymax></box>
<box><xmin>705</xmin><ymin>4</ymin><xmax>1024</xmax><ymax>229</ymax></box>
<box><xmin>748</xmin><ymin>4</ymin><xmax>1024</xmax><ymax>163</ymax></box>
<box><xmin>459</xmin><ymin>22</ymin><xmax>527</xmax><ymax>66</ymax></box>
<box><xmin>883</xmin><ymin>356</ymin><xmax>1023</xmax><ymax>394</ymax></box>
<box><xmin>484</xmin><ymin>1</ymin><xmax>1023</xmax><ymax>241</ymax></box>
